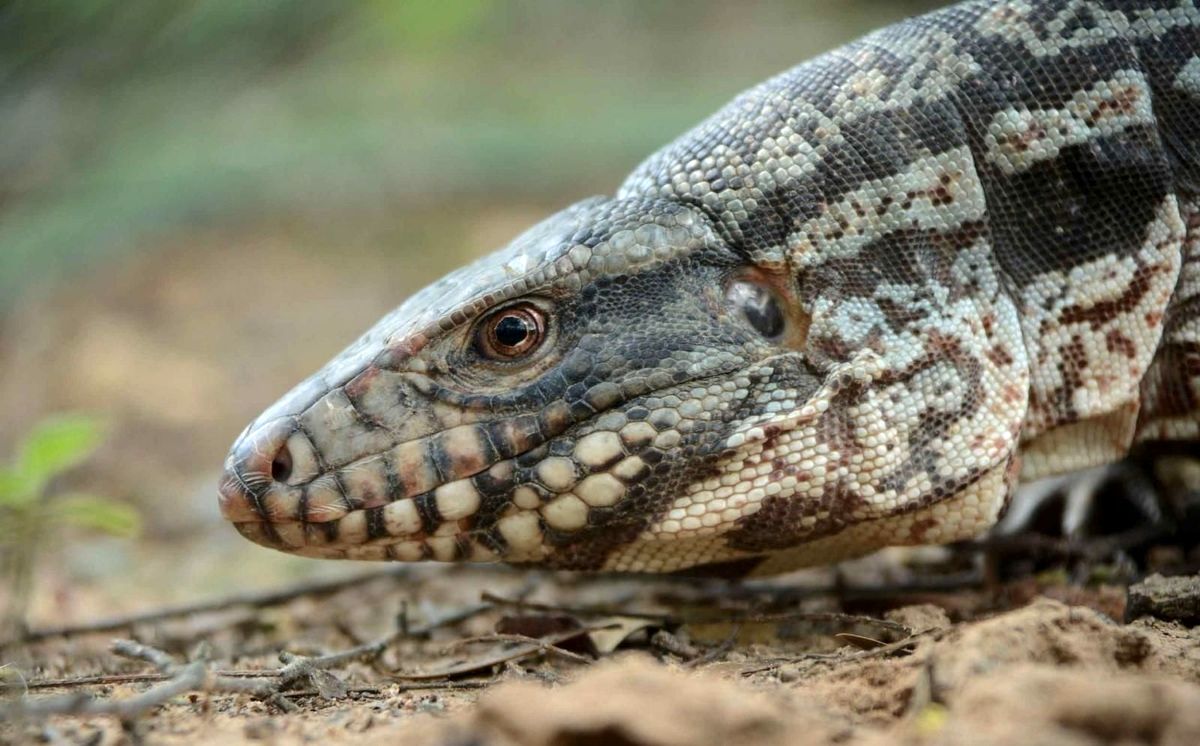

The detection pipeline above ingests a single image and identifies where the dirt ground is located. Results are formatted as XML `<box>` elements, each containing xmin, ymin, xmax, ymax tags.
<box><xmin>2</xmin><ymin>209</ymin><xmax>1200</xmax><ymax>745</ymax></box>
<box><xmin>5</xmin><ymin>565</ymin><xmax>1200</xmax><ymax>746</ymax></box>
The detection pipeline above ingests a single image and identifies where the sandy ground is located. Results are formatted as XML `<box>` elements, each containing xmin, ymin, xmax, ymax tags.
<box><xmin>5</xmin><ymin>566</ymin><xmax>1200</xmax><ymax>745</ymax></box>
<box><xmin>2</xmin><ymin>209</ymin><xmax>1199</xmax><ymax>745</ymax></box>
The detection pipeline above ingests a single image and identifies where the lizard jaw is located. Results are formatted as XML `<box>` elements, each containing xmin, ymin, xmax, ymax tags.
<box><xmin>217</xmin><ymin>354</ymin><xmax>797</xmax><ymax>568</ymax></box>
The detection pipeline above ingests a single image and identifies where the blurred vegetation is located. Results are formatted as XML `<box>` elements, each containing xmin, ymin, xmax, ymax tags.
<box><xmin>0</xmin><ymin>414</ymin><xmax>139</xmax><ymax>637</ymax></box>
<box><xmin>0</xmin><ymin>0</ymin><xmax>943</xmax><ymax>305</ymax></box>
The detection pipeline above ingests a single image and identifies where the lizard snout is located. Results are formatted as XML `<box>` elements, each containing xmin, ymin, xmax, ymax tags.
<box><xmin>217</xmin><ymin>417</ymin><xmax>299</xmax><ymax>524</ymax></box>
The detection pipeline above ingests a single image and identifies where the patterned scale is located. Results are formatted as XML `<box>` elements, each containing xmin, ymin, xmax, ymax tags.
<box><xmin>219</xmin><ymin>0</ymin><xmax>1200</xmax><ymax>576</ymax></box>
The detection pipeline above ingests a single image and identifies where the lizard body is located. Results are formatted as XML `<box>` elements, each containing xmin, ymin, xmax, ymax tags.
<box><xmin>219</xmin><ymin>0</ymin><xmax>1200</xmax><ymax>575</ymax></box>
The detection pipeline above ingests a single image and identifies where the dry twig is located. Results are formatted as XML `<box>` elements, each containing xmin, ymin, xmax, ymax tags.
<box><xmin>2</xmin><ymin>600</ymin><xmax>498</xmax><ymax>723</ymax></box>
<box><xmin>394</xmin><ymin>626</ymin><xmax>604</xmax><ymax>680</ymax></box>
<box><xmin>737</xmin><ymin>628</ymin><xmax>939</xmax><ymax>677</ymax></box>
<box><xmin>1</xmin><ymin>639</ymin><xmax>297</xmax><ymax>724</ymax></box>
<box><xmin>480</xmin><ymin>591</ymin><xmax>672</xmax><ymax>622</ymax></box>
<box><xmin>14</xmin><ymin>568</ymin><xmax>409</xmax><ymax>645</ymax></box>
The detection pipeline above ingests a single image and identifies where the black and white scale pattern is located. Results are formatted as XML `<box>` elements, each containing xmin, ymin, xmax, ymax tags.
<box><xmin>219</xmin><ymin>0</ymin><xmax>1200</xmax><ymax>576</ymax></box>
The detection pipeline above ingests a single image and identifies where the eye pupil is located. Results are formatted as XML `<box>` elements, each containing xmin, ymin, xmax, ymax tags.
<box><xmin>494</xmin><ymin>315</ymin><xmax>531</xmax><ymax>347</ymax></box>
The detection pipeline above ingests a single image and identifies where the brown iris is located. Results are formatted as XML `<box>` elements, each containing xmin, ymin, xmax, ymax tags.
<box><xmin>477</xmin><ymin>304</ymin><xmax>546</xmax><ymax>359</ymax></box>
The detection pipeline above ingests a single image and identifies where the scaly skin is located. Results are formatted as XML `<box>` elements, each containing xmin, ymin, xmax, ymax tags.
<box><xmin>219</xmin><ymin>0</ymin><xmax>1200</xmax><ymax>576</ymax></box>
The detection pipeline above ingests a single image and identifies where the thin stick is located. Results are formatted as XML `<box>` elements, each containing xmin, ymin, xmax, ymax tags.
<box><xmin>3</xmin><ymin>601</ymin><xmax>496</xmax><ymax>699</ymax></box>
<box><xmin>738</xmin><ymin>629</ymin><xmax>936</xmax><ymax>676</ymax></box>
<box><xmin>0</xmin><ymin>637</ymin><xmax>306</xmax><ymax>722</ymax></box>
<box><xmin>271</xmin><ymin>601</ymin><xmax>494</xmax><ymax>688</ymax></box>
<box><xmin>2</xmin><ymin>672</ymin><xmax>169</xmax><ymax>691</ymax></box>
<box><xmin>2</xmin><ymin>662</ymin><xmax>208</xmax><ymax>721</ymax></box>
<box><xmin>684</xmin><ymin>622</ymin><xmax>742</xmax><ymax>669</ymax></box>
<box><xmin>443</xmin><ymin>632</ymin><xmax>594</xmax><ymax>664</ymax></box>
<box><xmin>16</xmin><ymin>567</ymin><xmax>408</xmax><ymax>644</ymax></box>
<box><xmin>479</xmin><ymin>591</ymin><xmax>674</xmax><ymax>622</ymax></box>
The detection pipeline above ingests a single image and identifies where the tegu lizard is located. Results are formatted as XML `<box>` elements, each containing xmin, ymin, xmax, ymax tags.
<box><xmin>219</xmin><ymin>0</ymin><xmax>1200</xmax><ymax>576</ymax></box>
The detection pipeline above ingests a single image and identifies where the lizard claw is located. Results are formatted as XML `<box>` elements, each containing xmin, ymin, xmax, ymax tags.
<box><xmin>988</xmin><ymin>456</ymin><xmax>1200</xmax><ymax>578</ymax></box>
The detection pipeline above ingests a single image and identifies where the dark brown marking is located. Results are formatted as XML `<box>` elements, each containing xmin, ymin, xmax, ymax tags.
<box><xmin>478</xmin><ymin>527</ymin><xmax>508</xmax><ymax>555</ymax></box>
<box><xmin>1052</xmin><ymin>334</ymin><xmax>1090</xmax><ymax>424</ymax></box>
<box><xmin>307</xmin><ymin>519</ymin><xmax>339</xmax><ymax>544</ymax></box>
<box><xmin>297</xmin><ymin>486</ymin><xmax>310</xmax><ymax>524</ymax></box>
<box><xmin>726</xmin><ymin>480</ymin><xmax>868</xmax><ymax>552</ymax></box>
<box><xmin>332</xmin><ymin>472</ymin><xmax>357</xmax><ymax>514</ymax></box>
<box><xmin>381</xmin><ymin>451</ymin><xmax>403</xmax><ymax>502</ymax></box>
<box><xmin>1060</xmin><ymin>264</ymin><xmax>1158</xmax><ymax>329</ymax></box>
<box><xmin>413</xmin><ymin>493</ymin><xmax>443</xmax><ymax>535</ymax></box>
<box><xmin>454</xmin><ymin>535</ymin><xmax>473</xmax><ymax>561</ymax></box>
<box><xmin>426</xmin><ymin>435</ymin><xmax>454</xmax><ymax>485</ymax></box>
<box><xmin>986</xmin><ymin>344</ymin><xmax>1014</xmax><ymax>366</ymax></box>
<box><xmin>366</xmin><ymin>506</ymin><xmax>388</xmax><ymax>541</ymax></box>
<box><xmin>1105</xmin><ymin>329</ymin><xmax>1138</xmax><ymax>358</ymax></box>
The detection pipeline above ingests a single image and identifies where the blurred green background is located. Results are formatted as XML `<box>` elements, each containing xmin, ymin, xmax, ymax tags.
<box><xmin>0</xmin><ymin>0</ymin><xmax>943</xmax><ymax>624</ymax></box>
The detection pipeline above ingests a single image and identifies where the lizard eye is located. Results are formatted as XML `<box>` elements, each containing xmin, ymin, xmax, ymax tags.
<box><xmin>477</xmin><ymin>304</ymin><xmax>546</xmax><ymax>359</ymax></box>
<box><xmin>727</xmin><ymin>279</ymin><xmax>785</xmax><ymax>340</ymax></box>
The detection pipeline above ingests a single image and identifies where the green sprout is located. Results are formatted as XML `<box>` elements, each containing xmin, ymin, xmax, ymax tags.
<box><xmin>0</xmin><ymin>414</ymin><xmax>141</xmax><ymax>639</ymax></box>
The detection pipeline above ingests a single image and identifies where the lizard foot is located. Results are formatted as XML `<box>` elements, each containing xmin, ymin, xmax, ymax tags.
<box><xmin>988</xmin><ymin>455</ymin><xmax>1200</xmax><ymax>578</ymax></box>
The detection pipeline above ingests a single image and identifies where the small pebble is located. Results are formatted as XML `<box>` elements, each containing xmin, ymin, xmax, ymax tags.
<box><xmin>1125</xmin><ymin>573</ymin><xmax>1200</xmax><ymax>625</ymax></box>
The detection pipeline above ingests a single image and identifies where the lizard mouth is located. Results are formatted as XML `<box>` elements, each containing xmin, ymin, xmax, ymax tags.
<box><xmin>217</xmin><ymin>370</ymin><xmax>689</xmax><ymax>564</ymax></box>
<box><xmin>216</xmin><ymin>350</ymin><xmax>788</xmax><ymax>567</ymax></box>
<box><xmin>219</xmin><ymin>421</ymin><xmax>662</xmax><ymax>564</ymax></box>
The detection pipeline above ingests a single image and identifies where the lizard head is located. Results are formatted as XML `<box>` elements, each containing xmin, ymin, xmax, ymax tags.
<box><xmin>218</xmin><ymin>196</ymin><xmax>821</xmax><ymax>573</ymax></box>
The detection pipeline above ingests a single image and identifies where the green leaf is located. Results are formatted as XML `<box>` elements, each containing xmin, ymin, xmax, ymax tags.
<box><xmin>18</xmin><ymin>414</ymin><xmax>107</xmax><ymax>492</ymax></box>
<box><xmin>0</xmin><ymin>466</ymin><xmax>35</xmax><ymax>507</ymax></box>
<box><xmin>52</xmin><ymin>494</ymin><xmax>141</xmax><ymax>538</ymax></box>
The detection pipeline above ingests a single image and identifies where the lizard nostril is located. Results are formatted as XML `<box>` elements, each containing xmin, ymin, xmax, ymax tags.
<box><xmin>271</xmin><ymin>444</ymin><xmax>293</xmax><ymax>484</ymax></box>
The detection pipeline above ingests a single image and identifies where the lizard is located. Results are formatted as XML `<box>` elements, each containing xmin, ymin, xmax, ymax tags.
<box><xmin>218</xmin><ymin>0</ymin><xmax>1200</xmax><ymax>577</ymax></box>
